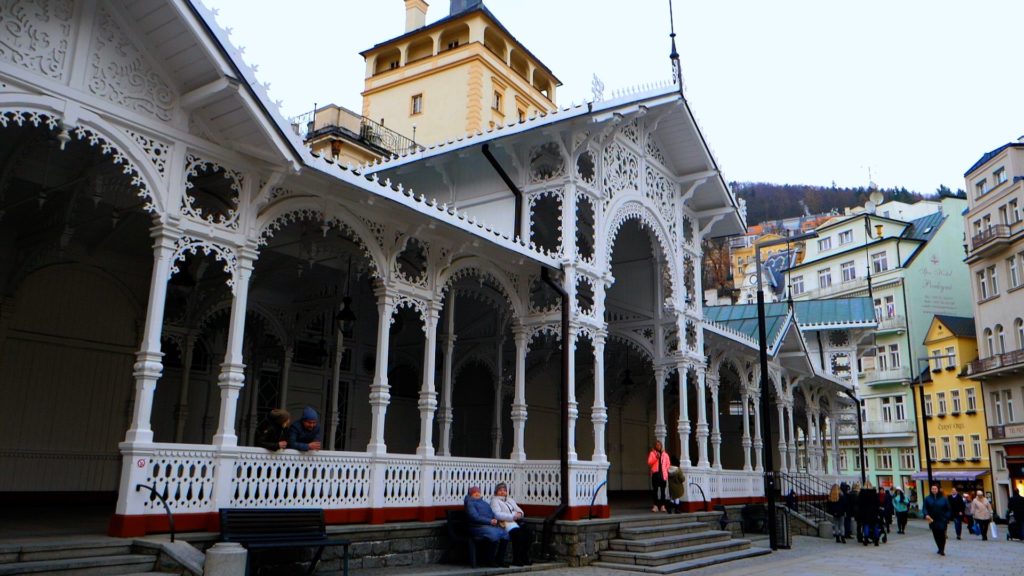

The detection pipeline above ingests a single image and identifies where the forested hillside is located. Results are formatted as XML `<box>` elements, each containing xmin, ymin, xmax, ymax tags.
<box><xmin>731</xmin><ymin>182</ymin><xmax>960</xmax><ymax>224</ymax></box>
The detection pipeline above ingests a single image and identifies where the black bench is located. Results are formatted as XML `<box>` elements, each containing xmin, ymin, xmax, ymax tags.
<box><xmin>445</xmin><ymin>509</ymin><xmax>491</xmax><ymax>568</ymax></box>
<box><xmin>219</xmin><ymin>508</ymin><xmax>351</xmax><ymax>576</ymax></box>
<box><xmin>741</xmin><ymin>503</ymin><xmax>768</xmax><ymax>534</ymax></box>
<box><xmin>714</xmin><ymin>504</ymin><xmax>745</xmax><ymax>536</ymax></box>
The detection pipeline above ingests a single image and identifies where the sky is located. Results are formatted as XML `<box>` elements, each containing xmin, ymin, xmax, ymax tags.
<box><xmin>204</xmin><ymin>0</ymin><xmax>1024</xmax><ymax>194</ymax></box>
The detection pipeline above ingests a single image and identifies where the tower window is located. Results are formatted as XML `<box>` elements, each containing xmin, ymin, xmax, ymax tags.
<box><xmin>411</xmin><ymin>94</ymin><xmax>423</xmax><ymax>115</ymax></box>
<box><xmin>492</xmin><ymin>91</ymin><xmax>503</xmax><ymax>111</ymax></box>
<box><xmin>447</xmin><ymin>40</ymin><xmax>459</xmax><ymax>50</ymax></box>
<box><xmin>518</xmin><ymin>109</ymin><xmax>526</xmax><ymax>122</ymax></box>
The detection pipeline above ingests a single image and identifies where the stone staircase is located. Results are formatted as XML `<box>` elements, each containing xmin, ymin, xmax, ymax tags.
<box><xmin>591</xmin><ymin>513</ymin><xmax>770</xmax><ymax>574</ymax></box>
<box><xmin>0</xmin><ymin>537</ymin><xmax>164</xmax><ymax>576</ymax></box>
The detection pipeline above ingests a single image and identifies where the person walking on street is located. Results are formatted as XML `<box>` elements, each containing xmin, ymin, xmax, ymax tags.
<box><xmin>849</xmin><ymin>482</ymin><xmax>862</xmax><ymax>543</ymax></box>
<box><xmin>970</xmin><ymin>490</ymin><xmax>994</xmax><ymax>541</ymax></box>
<box><xmin>857</xmin><ymin>481</ymin><xmax>881</xmax><ymax>546</ymax></box>
<box><xmin>881</xmin><ymin>488</ymin><xmax>894</xmax><ymax>535</ymax></box>
<box><xmin>892</xmin><ymin>488</ymin><xmax>910</xmax><ymax>534</ymax></box>
<box><xmin>947</xmin><ymin>487</ymin><xmax>966</xmax><ymax>540</ymax></box>
<box><xmin>963</xmin><ymin>491</ymin><xmax>974</xmax><ymax>535</ymax></box>
<box><xmin>826</xmin><ymin>484</ymin><xmax>847</xmax><ymax>543</ymax></box>
<box><xmin>923</xmin><ymin>484</ymin><xmax>951</xmax><ymax>556</ymax></box>
<box><xmin>647</xmin><ymin>440</ymin><xmax>670</xmax><ymax>512</ymax></box>
<box><xmin>840</xmin><ymin>482</ymin><xmax>854</xmax><ymax>540</ymax></box>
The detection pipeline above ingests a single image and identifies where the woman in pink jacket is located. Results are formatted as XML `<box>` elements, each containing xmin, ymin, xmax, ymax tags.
<box><xmin>647</xmin><ymin>440</ymin><xmax>671</xmax><ymax>512</ymax></box>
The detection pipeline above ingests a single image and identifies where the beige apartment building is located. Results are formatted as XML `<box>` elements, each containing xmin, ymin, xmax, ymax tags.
<box><xmin>963</xmin><ymin>139</ymin><xmax>1024</xmax><ymax>514</ymax></box>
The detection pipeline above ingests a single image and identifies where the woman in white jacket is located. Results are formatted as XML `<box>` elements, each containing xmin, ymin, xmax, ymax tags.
<box><xmin>970</xmin><ymin>490</ymin><xmax>994</xmax><ymax>541</ymax></box>
<box><xmin>491</xmin><ymin>482</ymin><xmax>533</xmax><ymax>565</ymax></box>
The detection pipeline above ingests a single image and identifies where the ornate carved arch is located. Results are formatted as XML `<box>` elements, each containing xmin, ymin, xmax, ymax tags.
<box><xmin>255</xmin><ymin>196</ymin><xmax>387</xmax><ymax>278</ymax></box>
<box><xmin>436</xmin><ymin>256</ymin><xmax>524</xmax><ymax>319</ymax></box>
<box><xmin>194</xmin><ymin>299</ymin><xmax>288</xmax><ymax>351</ymax></box>
<box><xmin>602</xmin><ymin>197</ymin><xmax>678</xmax><ymax>301</ymax></box>
<box><xmin>0</xmin><ymin>99</ymin><xmax>165</xmax><ymax>214</ymax></box>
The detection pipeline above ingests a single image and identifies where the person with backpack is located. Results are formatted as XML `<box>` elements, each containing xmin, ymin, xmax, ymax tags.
<box><xmin>892</xmin><ymin>488</ymin><xmax>911</xmax><ymax>534</ymax></box>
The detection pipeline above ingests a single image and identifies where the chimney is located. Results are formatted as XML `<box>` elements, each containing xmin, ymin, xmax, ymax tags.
<box><xmin>449</xmin><ymin>0</ymin><xmax>483</xmax><ymax>15</ymax></box>
<box><xmin>405</xmin><ymin>0</ymin><xmax>428</xmax><ymax>32</ymax></box>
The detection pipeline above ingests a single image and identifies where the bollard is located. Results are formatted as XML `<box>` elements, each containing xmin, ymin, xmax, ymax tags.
<box><xmin>204</xmin><ymin>542</ymin><xmax>247</xmax><ymax>576</ymax></box>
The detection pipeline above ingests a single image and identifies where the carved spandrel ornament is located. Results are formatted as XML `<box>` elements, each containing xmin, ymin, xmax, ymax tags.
<box><xmin>0</xmin><ymin>0</ymin><xmax>73</xmax><ymax>81</ymax></box>
<box><xmin>88</xmin><ymin>5</ymin><xmax>175</xmax><ymax>122</ymax></box>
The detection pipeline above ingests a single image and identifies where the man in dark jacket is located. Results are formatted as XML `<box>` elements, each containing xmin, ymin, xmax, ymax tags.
<box><xmin>857</xmin><ymin>482</ymin><xmax>881</xmax><ymax>546</ymax></box>
<box><xmin>840</xmin><ymin>483</ymin><xmax>854</xmax><ymax>539</ymax></box>
<box><xmin>923</xmin><ymin>484</ymin><xmax>951</xmax><ymax>555</ymax></box>
<box><xmin>1009</xmin><ymin>488</ymin><xmax>1024</xmax><ymax>540</ymax></box>
<box><xmin>464</xmin><ymin>486</ymin><xmax>509</xmax><ymax>567</ymax></box>
<box><xmin>254</xmin><ymin>408</ymin><xmax>291</xmax><ymax>450</ymax></box>
<box><xmin>947</xmin><ymin>487</ymin><xmax>966</xmax><ymax>540</ymax></box>
<box><xmin>287</xmin><ymin>406</ymin><xmax>322</xmax><ymax>451</ymax></box>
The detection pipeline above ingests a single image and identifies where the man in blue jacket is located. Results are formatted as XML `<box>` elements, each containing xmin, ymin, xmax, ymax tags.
<box><xmin>464</xmin><ymin>486</ymin><xmax>509</xmax><ymax>567</ymax></box>
<box><xmin>287</xmin><ymin>406</ymin><xmax>322</xmax><ymax>451</ymax></box>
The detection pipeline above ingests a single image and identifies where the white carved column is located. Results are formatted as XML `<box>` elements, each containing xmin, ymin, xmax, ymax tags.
<box><xmin>367</xmin><ymin>287</ymin><xmax>396</xmax><ymax>455</ymax></box>
<box><xmin>213</xmin><ymin>246</ymin><xmax>257</xmax><ymax>447</ymax></box>
<box><xmin>510</xmin><ymin>324</ymin><xmax>529</xmax><ymax>461</ymax></box>
<box><xmin>777</xmin><ymin>403</ymin><xmax>788</xmax><ymax>473</ymax></box>
<box><xmin>416</xmin><ymin>304</ymin><xmax>440</xmax><ymax>456</ymax></box>
<box><xmin>708</xmin><ymin>372</ymin><xmax>722</xmax><ymax>470</ymax></box>
<box><xmin>752</xmin><ymin>391</ymin><xmax>764</xmax><ymax>472</ymax></box>
<box><xmin>741</xmin><ymin>390</ymin><xmax>752</xmax><ymax>471</ymax></box>
<box><xmin>787</xmin><ymin>402</ymin><xmax>798</xmax><ymax>471</ymax></box>
<box><xmin>695</xmin><ymin>366</ymin><xmax>710</xmax><ymax>468</ymax></box>
<box><xmin>438</xmin><ymin>294</ymin><xmax>456</xmax><ymax>457</ymax></box>
<box><xmin>591</xmin><ymin>332</ymin><xmax>608</xmax><ymax>463</ymax></box>
<box><xmin>677</xmin><ymin>363</ymin><xmax>691</xmax><ymax>467</ymax></box>
<box><xmin>125</xmin><ymin>226</ymin><xmax>179</xmax><ymax>444</ymax></box>
<box><xmin>174</xmin><ymin>333</ymin><xmax>196</xmax><ymax>443</ymax></box>
<box><xmin>567</xmin><ymin>328</ymin><xmax>578</xmax><ymax>461</ymax></box>
<box><xmin>654</xmin><ymin>367</ymin><xmax>667</xmax><ymax>447</ymax></box>
<box><xmin>492</xmin><ymin>336</ymin><xmax>504</xmax><ymax>458</ymax></box>
<box><xmin>328</xmin><ymin>322</ymin><xmax>346</xmax><ymax>450</ymax></box>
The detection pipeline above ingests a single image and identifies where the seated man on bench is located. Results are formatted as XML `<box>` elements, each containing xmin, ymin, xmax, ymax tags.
<box><xmin>464</xmin><ymin>486</ymin><xmax>509</xmax><ymax>567</ymax></box>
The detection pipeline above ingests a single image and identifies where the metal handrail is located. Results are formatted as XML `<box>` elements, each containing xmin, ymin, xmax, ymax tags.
<box><xmin>688</xmin><ymin>482</ymin><xmax>709</xmax><ymax>512</ymax></box>
<box><xmin>588</xmin><ymin>477</ymin><xmax>609</xmax><ymax>520</ymax></box>
<box><xmin>136</xmin><ymin>484</ymin><xmax>175</xmax><ymax>542</ymax></box>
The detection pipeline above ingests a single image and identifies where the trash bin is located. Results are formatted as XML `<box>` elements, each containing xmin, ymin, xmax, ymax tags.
<box><xmin>773</xmin><ymin>505</ymin><xmax>792</xmax><ymax>549</ymax></box>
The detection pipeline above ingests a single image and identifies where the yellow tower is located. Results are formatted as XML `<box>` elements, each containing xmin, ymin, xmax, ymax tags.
<box><xmin>360</xmin><ymin>0</ymin><xmax>560</xmax><ymax>147</ymax></box>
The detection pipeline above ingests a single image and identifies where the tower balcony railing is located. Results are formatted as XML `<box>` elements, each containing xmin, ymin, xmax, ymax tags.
<box><xmin>876</xmin><ymin>314</ymin><xmax>907</xmax><ymax>332</ymax></box>
<box><xmin>970</xmin><ymin>224</ymin><xmax>1012</xmax><ymax>254</ymax></box>
<box><xmin>291</xmin><ymin>106</ymin><xmax>422</xmax><ymax>157</ymax></box>
<box><xmin>859</xmin><ymin>365</ymin><xmax>911</xmax><ymax>386</ymax></box>
<box><xmin>967</xmin><ymin>348</ymin><xmax>1024</xmax><ymax>378</ymax></box>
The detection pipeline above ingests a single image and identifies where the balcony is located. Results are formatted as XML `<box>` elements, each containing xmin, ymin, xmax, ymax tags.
<box><xmin>966</xmin><ymin>348</ymin><xmax>1024</xmax><ymax>378</ymax></box>
<box><xmin>970</xmin><ymin>224</ymin><xmax>1012</xmax><ymax>255</ymax></box>
<box><xmin>989</xmin><ymin>423</ymin><xmax>1024</xmax><ymax>440</ymax></box>
<box><xmin>291</xmin><ymin>106</ymin><xmax>422</xmax><ymax>157</ymax></box>
<box><xmin>860</xmin><ymin>366</ymin><xmax>912</xmax><ymax>386</ymax></box>
<box><xmin>838</xmin><ymin>419</ymin><xmax>916</xmax><ymax>437</ymax></box>
<box><xmin>798</xmin><ymin>275</ymin><xmax>869</xmax><ymax>299</ymax></box>
<box><xmin>875</xmin><ymin>315</ymin><xmax>906</xmax><ymax>333</ymax></box>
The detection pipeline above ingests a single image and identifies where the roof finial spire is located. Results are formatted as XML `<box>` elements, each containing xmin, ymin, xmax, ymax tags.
<box><xmin>668</xmin><ymin>0</ymin><xmax>682</xmax><ymax>90</ymax></box>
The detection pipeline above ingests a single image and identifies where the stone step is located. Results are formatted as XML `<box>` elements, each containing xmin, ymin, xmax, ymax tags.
<box><xmin>0</xmin><ymin>554</ymin><xmax>155</xmax><ymax>575</ymax></box>
<box><xmin>608</xmin><ymin>529</ymin><xmax>731</xmax><ymax>552</ymax></box>
<box><xmin>618</xmin><ymin>521</ymin><xmax>709</xmax><ymax>540</ymax></box>
<box><xmin>592</xmin><ymin>546</ymin><xmax>770</xmax><ymax>574</ymax></box>
<box><xmin>598</xmin><ymin>538</ymin><xmax>752</xmax><ymax>567</ymax></box>
<box><xmin>0</xmin><ymin>538</ymin><xmax>135</xmax><ymax>564</ymax></box>
<box><xmin>617</xmin><ymin>512</ymin><xmax>718</xmax><ymax>529</ymax></box>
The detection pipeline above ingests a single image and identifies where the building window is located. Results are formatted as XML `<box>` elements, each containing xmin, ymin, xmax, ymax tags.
<box><xmin>1006</xmin><ymin>390</ymin><xmax>1016</xmax><ymax>422</ymax></box>
<box><xmin>956</xmin><ymin>436</ymin><xmax>966</xmax><ymax>459</ymax></box>
<box><xmin>971</xmin><ymin>434</ymin><xmax>982</xmax><ymax>459</ymax></box>
<box><xmin>884</xmin><ymin>295</ymin><xmax>895</xmax><ymax>317</ymax></box>
<box><xmin>966</xmin><ymin>387</ymin><xmax>977</xmax><ymax>412</ymax></box>
<box><xmin>976</xmin><ymin>178</ymin><xmax>988</xmax><ymax>197</ymax></box>
<box><xmin>989</xmin><ymin>265</ymin><xmax>1000</xmax><ymax>295</ymax></box>
<box><xmin>860</xmin><ymin>399</ymin><xmax>867</xmax><ymax>422</ymax></box>
<box><xmin>941</xmin><ymin>437</ymin><xmax>952</xmax><ymax>460</ymax></box>
<box><xmin>517</xmin><ymin>108</ymin><xmax>526</xmax><ymax>122</ymax></box>
<box><xmin>995</xmin><ymin>167</ymin><xmax>1008</xmax><ymax>185</ymax></box>
<box><xmin>876</xmin><ymin>448</ymin><xmax>893</xmax><ymax>470</ymax></box>
<box><xmin>945</xmin><ymin>346</ymin><xmax>956</xmax><ymax>368</ymax></box>
<box><xmin>841</xmin><ymin>261</ymin><xmax>857</xmax><ymax>282</ymax></box>
<box><xmin>411</xmin><ymin>93</ymin><xmax>423</xmax><ymax>115</ymax></box>
<box><xmin>997</xmin><ymin>324</ymin><xmax>1006</xmax><ymax>354</ymax></box>
<box><xmin>899</xmin><ymin>448</ymin><xmax>916</xmax><ymax>470</ymax></box>
<box><xmin>937</xmin><ymin>392</ymin><xmax>947</xmax><ymax>415</ymax></box>
<box><xmin>791</xmin><ymin>275</ymin><xmax>804</xmax><ymax>295</ymax></box>
<box><xmin>951</xmin><ymin>389</ymin><xmax>961</xmax><ymax>414</ymax></box>
<box><xmin>839</xmin><ymin>449</ymin><xmax>848</xmax><ymax>470</ymax></box>
<box><xmin>993</xmin><ymin>392</ymin><xmax>1004</xmax><ymax>425</ymax></box>
<box><xmin>924</xmin><ymin>394</ymin><xmax>933</xmax><ymax>417</ymax></box>
<box><xmin>447</xmin><ymin>39</ymin><xmax>459</xmax><ymax>50</ymax></box>
<box><xmin>1011</xmin><ymin>199</ymin><xmax>1021</xmax><ymax>223</ymax></box>
<box><xmin>997</xmin><ymin>450</ymin><xmax>1007</xmax><ymax>470</ymax></box>
<box><xmin>881</xmin><ymin>397</ymin><xmax>893</xmax><ymax>422</ymax></box>
<box><xmin>895</xmin><ymin>395</ymin><xmax>906</xmax><ymax>421</ymax></box>
<box><xmin>838</xmin><ymin>230</ymin><xmax>853</xmax><ymax>245</ymax></box>
<box><xmin>1010</xmin><ymin>257</ymin><xmax>1021</xmax><ymax>289</ymax></box>
<box><xmin>871</xmin><ymin>251</ymin><xmax>889</xmax><ymax>273</ymax></box>
<box><xmin>818</xmin><ymin>268</ymin><xmax>832</xmax><ymax>289</ymax></box>
<box><xmin>1017</xmin><ymin>318</ymin><xmax>1024</xmax><ymax>349</ymax></box>
<box><xmin>1000</xmin><ymin>205</ymin><xmax>1010</xmax><ymax>226</ymax></box>
<box><xmin>818</xmin><ymin>237</ymin><xmax>832</xmax><ymax>251</ymax></box>
<box><xmin>928</xmin><ymin>437</ymin><xmax>937</xmax><ymax>460</ymax></box>
<box><xmin>985</xmin><ymin>328</ymin><xmax>995</xmax><ymax>356</ymax></box>
<box><xmin>978</xmin><ymin>271</ymin><xmax>989</xmax><ymax>300</ymax></box>
<box><xmin>888</xmin><ymin>343</ymin><xmax>900</xmax><ymax>368</ymax></box>
<box><xmin>492</xmin><ymin>90</ymin><xmax>503</xmax><ymax>111</ymax></box>
<box><xmin>876</xmin><ymin>346</ymin><xmax>889</xmax><ymax>370</ymax></box>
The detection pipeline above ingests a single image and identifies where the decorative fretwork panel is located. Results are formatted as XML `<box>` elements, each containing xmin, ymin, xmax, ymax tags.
<box><xmin>0</xmin><ymin>0</ymin><xmax>73</xmax><ymax>81</ymax></box>
<box><xmin>140</xmin><ymin>452</ymin><xmax>216</xmax><ymax>513</ymax></box>
<box><xmin>521</xmin><ymin>465</ymin><xmax>560</xmax><ymax>505</ymax></box>
<box><xmin>382</xmin><ymin>461</ymin><xmax>420</xmax><ymax>506</ymax></box>
<box><xmin>231</xmin><ymin>453</ymin><xmax>371</xmax><ymax>508</ymax></box>
<box><xmin>432</xmin><ymin>459</ymin><xmax>517</xmax><ymax>506</ymax></box>
<box><xmin>529</xmin><ymin>142</ymin><xmax>565</xmax><ymax>183</ymax></box>
<box><xmin>601</xmin><ymin>141</ymin><xmax>639</xmax><ymax>201</ymax></box>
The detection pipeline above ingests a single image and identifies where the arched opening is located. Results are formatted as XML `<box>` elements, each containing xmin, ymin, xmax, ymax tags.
<box><xmin>576</xmin><ymin>194</ymin><xmax>595</xmax><ymax>262</ymax></box>
<box><xmin>373</xmin><ymin>48</ymin><xmax>402</xmax><ymax>75</ymax></box>
<box><xmin>0</xmin><ymin>114</ymin><xmax>155</xmax><ymax>510</ymax></box>
<box><xmin>509</xmin><ymin>50</ymin><xmax>529</xmax><ymax>81</ymax></box>
<box><xmin>482</xmin><ymin>27</ymin><xmax>507</xmax><ymax>61</ymax></box>
<box><xmin>439</xmin><ymin>24</ymin><xmax>469</xmax><ymax>52</ymax></box>
<box><xmin>406</xmin><ymin>36</ymin><xmax>433</xmax><ymax>64</ymax></box>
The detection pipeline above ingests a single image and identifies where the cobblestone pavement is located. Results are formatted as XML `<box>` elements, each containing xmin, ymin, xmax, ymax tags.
<box><xmin>540</xmin><ymin>519</ymin><xmax>1023</xmax><ymax>576</ymax></box>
